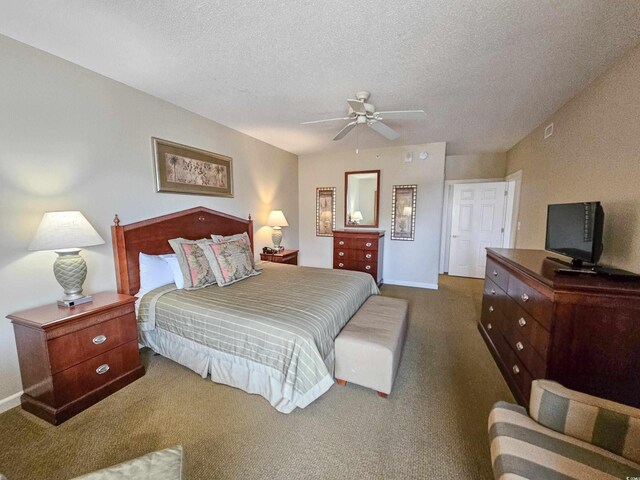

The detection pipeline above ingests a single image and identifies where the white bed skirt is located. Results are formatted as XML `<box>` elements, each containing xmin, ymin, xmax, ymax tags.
<box><xmin>140</xmin><ymin>328</ymin><xmax>335</xmax><ymax>413</ymax></box>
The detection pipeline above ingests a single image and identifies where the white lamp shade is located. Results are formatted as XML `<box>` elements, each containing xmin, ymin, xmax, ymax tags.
<box><xmin>29</xmin><ymin>211</ymin><xmax>105</xmax><ymax>251</ymax></box>
<box><xmin>267</xmin><ymin>210</ymin><xmax>289</xmax><ymax>227</ymax></box>
<box><xmin>352</xmin><ymin>211</ymin><xmax>364</xmax><ymax>221</ymax></box>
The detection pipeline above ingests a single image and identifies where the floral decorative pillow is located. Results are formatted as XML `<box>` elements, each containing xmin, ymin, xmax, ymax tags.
<box><xmin>168</xmin><ymin>238</ymin><xmax>217</xmax><ymax>290</ymax></box>
<box><xmin>203</xmin><ymin>238</ymin><xmax>260</xmax><ymax>286</ymax></box>
<box><xmin>211</xmin><ymin>232</ymin><xmax>256</xmax><ymax>269</ymax></box>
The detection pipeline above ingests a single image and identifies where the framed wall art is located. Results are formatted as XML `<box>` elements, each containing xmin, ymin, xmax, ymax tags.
<box><xmin>316</xmin><ymin>187</ymin><xmax>336</xmax><ymax>236</ymax></box>
<box><xmin>391</xmin><ymin>184</ymin><xmax>417</xmax><ymax>241</ymax></box>
<box><xmin>153</xmin><ymin>137</ymin><xmax>233</xmax><ymax>197</ymax></box>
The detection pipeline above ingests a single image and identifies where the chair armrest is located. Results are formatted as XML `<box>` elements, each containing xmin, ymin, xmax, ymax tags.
<box><xmin>530</xmin><ymin>380</ymin><xmax>640</xmax><ymax>463</ymax></box>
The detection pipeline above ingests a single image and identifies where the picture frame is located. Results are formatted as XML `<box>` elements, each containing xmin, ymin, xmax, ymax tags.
<box><xmin>152</xmin><ymin>137</ymin><xmax>233</xmax><ymax>197</ymax></box>
<box><xmin>391</xmin><ymin>185</ymin><xmax>417</xmax><ymax>241</ymax></box>
<box><xmin>316</xmin><ymin>187</ymin><xmax>336</xmax><ymax>236</ymax></box>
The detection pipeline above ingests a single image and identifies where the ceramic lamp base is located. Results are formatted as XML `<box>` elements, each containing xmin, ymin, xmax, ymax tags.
<box><xmin>54</xmin><ymin>248</ymin><xmax>89</xmax><ymax>305</ymax></box>
<box><xmin>272</xmin><ymin>227</ymin><xmax>283</xmax><ymax>249</ymax></box>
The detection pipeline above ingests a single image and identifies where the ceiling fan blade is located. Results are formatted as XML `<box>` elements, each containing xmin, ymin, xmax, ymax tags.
<box><xmin>368</xmin><ymin>120</ymin><xmax>400</xmax><ymax>140</ymax></box>
<box><xmin>301</xmin><ymin>116</ymin><xmax>352</xmax><ymax>125</ymax></box>
<box><xmin>333</xmin><ymin>121</ymin><xmax>357</xmax><ymax>141</ymax></box>
<box><xmin>375</xmin><ymin>110</ymin><xmax>427</xmax><ymax>120</ymax></box>
<box><xmin>347</xmin><ymin>99</ymin><xmax>366</xmax><ymax>114</ymax></box>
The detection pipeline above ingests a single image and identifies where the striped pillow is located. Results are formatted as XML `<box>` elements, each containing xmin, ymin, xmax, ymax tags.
<box><xmin>529</xmin><ymin>380</ymin><xmax>640</xmax><ymax>464</ymax></box>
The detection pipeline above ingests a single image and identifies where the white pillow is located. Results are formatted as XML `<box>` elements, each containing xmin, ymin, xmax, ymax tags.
<box><xmin>138</xmin><ymin>252</ymin><xmax>175</xmax><ymax>296</ymax></box>
<box><xmin>161</xmin><ymin>254</ymin><xmax>184</xmax><ymax>289</ymax></box>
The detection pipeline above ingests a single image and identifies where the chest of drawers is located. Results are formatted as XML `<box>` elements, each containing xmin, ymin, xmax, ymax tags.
<box><xmin>8</xmin><ymin>292</ymin><xmax>145</xmax><ymax>425</ymax></box>
<box><xmin>479</xmin><ymin>249</ymin><xmax>640</xmax><ymax>408</ymax></box>
<box><xmin>332</xmin><ymin>230</ymin><xmax>384</xmax><ymax>285</ymax></box>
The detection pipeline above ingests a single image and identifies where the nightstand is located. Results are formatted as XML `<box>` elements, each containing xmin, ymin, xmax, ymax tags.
<box><xmin>7</xmin><ymin>292</ymin><xmax>144</xmax><ymax>425</ymax></box>
<box><xmin>260</xmin><ymin>249</ymin><xmax>299</xmax><ymax>265</ymax></box>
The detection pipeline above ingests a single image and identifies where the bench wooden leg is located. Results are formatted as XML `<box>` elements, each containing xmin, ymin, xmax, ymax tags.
<box><xmin>336</xmin><ymin>379</ymin><xmax>347</xmax><ymax>386</ymax></box>
<box><xmin>377</xmin><ymin>391</ymin><xmax>388</xmax><ymax>398</ymax></box>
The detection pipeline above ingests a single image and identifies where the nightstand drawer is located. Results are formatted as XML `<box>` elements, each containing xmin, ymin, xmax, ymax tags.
<box><xmin>48</xmin><ymin>313</ymin><xmax>138</xmax><ymax>374</ymax></box>
<box><xmin>52</xmin><ymin>340</ymin><xmax>140</xmax><ymax>407</ymax></box>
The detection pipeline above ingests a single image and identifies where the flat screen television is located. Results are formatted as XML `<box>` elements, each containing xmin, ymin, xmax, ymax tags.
<box><xmin>545</xmin><ymin>202</ymin><xmax>604</xmax><ymax>267</ymax></box>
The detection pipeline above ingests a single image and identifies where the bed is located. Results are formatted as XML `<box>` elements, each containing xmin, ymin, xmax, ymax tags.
<box><xmin>111</xmin><ymin>207</ymin><xmax>378</xmax><ymax>413</ymax></box>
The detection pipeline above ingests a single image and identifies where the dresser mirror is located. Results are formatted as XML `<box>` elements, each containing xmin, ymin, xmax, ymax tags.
<box><xmin>344</xmin><ymin>170</ymin><xmax>380</xmax><ymax>227</ymax></box>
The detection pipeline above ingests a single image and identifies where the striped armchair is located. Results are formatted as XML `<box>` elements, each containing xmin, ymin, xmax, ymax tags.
<box><xmin>489</xmin><ymin>380</ymin><xmax>640</xmax><ymax>479</ymax></box>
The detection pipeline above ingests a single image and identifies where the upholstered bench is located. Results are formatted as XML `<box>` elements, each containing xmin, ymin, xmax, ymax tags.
<box><xmin>335</xmin><ymin>295</ymin><xmax>408</xmax><ymax>397</ymax></box>
<box><xmin>71</xmin><ymin>445</ymin><xmax>183</xmax><ymax>480</ymax></box>
<box><xmin>489</xmin><ymin>380</ymin><xmax>640</xmax><ymax>479</ymax></box>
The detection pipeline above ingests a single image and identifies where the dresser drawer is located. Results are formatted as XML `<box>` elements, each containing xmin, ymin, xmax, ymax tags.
<box><xmin>502</xmin><ymin>302</ymin><xmax>550</xmax><ymax>358</ymax></box>
<box><xmin>334</xmin><ymin>249</ymin><xmax>377</xmax><ymax>262</ymax></box>
<box><xmin>486</xmin><ymin>257</ymin><xmax>510</xmax><ymax>292</ymax></box>
<box><xmin>507</xmin><ymin>275</ymin><xmax>553</xmax><ymax>329</ymax></box>
<box><xmin>333</xmin><ymin>237</ymin><xmax>379</xmax><ymax>251</ymax></box>
<box><xmin>501</xmin><ymin>323</ymin><xmax>547</xmax><ymax>379</ymax></box>
<box><xmin>482</xmin><ymin>290</ymin><xmax>504</xmax><ymax>329</ymax></box>
<box><xmin>52</xmin><ymin>340</ymin><xmax>140</xmax><ymax>407</ymax></box>
<box><xmin>481</xmin><ymin>296</ymin><xmax>504</xmax><ymax>340</ymax></box>
<box><xmin>493</xmin><ymin>332</ymin><xmax>534</xmax><ymax>403</ymax></box>
<box><xmin>48</xmin><ymin>313</ymin><xmax>138</xmax><ymax>374</ymax></box>
<box><xmin>483</xmin><ymin>278</ymin><xmax>507</xmax><ymax>316</ymax></box>
<box><xmin>333</xmin><ymin>259</ymin><xmax>377</xmax><ymax>275</ymax></box>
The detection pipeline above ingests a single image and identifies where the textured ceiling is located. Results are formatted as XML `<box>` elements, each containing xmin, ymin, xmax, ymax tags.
<box><xmin>1</xmin><ymin>1</ymin><xmax>640</xmax><ymax>156</ymax></box>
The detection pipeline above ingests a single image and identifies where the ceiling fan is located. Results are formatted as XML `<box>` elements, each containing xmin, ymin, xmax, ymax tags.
<box><xmin>301</xmin><ymin>91</ymin><xmax>427</xmax><ymax>141</ymax></box>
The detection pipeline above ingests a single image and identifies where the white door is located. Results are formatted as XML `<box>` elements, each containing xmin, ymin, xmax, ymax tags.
<box><xmin>448</xmin><ymin>182</ymin><xmax>507</xmax><ymax>278</ymax></box>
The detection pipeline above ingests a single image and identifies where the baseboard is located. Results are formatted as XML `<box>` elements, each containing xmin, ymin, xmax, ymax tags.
<box><xmin>384</xmin><ymin>279</ymin><xmax>438</xmax><ymax>290</ymax></box>
<box><xmin>0</xmin><ymin>391</ymin><xmax>22</xmax><ymax>414</ymax></box>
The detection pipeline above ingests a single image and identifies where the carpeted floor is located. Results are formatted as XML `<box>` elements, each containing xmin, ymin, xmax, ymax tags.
<box><xmin>0</xmin><ymin>275</ymin><xmax>513</xmax><ymax>480</ymax></box>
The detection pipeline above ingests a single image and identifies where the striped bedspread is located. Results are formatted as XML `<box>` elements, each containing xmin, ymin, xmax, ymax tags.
<box><xmin>138</xmin><ymin>262</ymin><xmax>379</xmax><ymax>411</ymax></box>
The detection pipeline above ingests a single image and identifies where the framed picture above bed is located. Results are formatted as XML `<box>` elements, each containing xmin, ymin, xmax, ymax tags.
<box><xmin>152</xmin><ymin>137</ymin><xmax>233</xmax><ymax>197</ymax></box>
<box><xmin>391</xmin><ymin>184</ymin><xmax>417</xmax><ymax>241</ymax></box>
<box><xmin>316</xmin><ymin>187</ymin><xmax>336</xmax><ymax>236</ymax></box>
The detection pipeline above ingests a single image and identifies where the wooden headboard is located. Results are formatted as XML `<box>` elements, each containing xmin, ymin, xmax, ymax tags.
<box><xmin>111</xmin><ymin>206</ymin><xmax>253</xmax><ymax>296</ymax></box>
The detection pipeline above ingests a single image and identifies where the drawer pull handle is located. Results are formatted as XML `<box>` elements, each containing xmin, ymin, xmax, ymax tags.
<box><xmin>491</xmin><ymin>289</ymin><xmax>496</xmax><ymax>295</ymax></box>
<box><xmin>92</xmin><ymin>335</ymin><xmax>107</xmax><ymax>345</ymax></box>
<box><xmin>96</xmin><ymin>364</ymin><xmax>110</xmax><ymax>375</ymax></box>
<box><xmin>338</xmin><ymin>252</ymin><xmax>345</xmax><ymax>257</ymax></box>
<box><xmin>487</xmin><ymin>323</ymin><xmax>492</xmax><ymax>330</ymax></box>
<box><xmin>493</xmin><ymin>270</ymin><xmax>498</xmax><ymax>277</ymax></box>
<box><xmin>365</xmin><ymin>253</ymin><xmax>372</xmax><ymax>259</ymax></box>
<box><xmin>512</xmin><ymin>365</ymin><xmax>520</xmax><ymax>375</ymax></box>
<box><xmin>489</xmin><ymin>305</ymin><xmax>494</xmax><ymax>313</ymax></box>
<box><xmin>338</xmin><ymin>241</ymin><xmax>345</xmax><ymax>245</ymax></box>
<box><xmin>365</xmin><ymin>265</ymin><xmax>371</xmax><ymax>270</ymax></box>
<box><xmin>365</xmin><ymin>242</ymin><xmax>372</xmax><ymax>247</ymax></box>
<box><xmin>518</xmin><ymin>318</ymin><xmax>526</xmax><ymax>327</ymax></box>
<box><xmin>521</xmin><ymin>293</ymin><xmax>529</xmax><ymax>302</ymax></box>
<box><xmin>516</xmin><ymin>341</ymin><xmax>524</xmax><ymax>351</ymax></box>
<box><xmin>338</xmin><ymin>263</ymin><xmax>344</xmax><ymax>267</ymax></box>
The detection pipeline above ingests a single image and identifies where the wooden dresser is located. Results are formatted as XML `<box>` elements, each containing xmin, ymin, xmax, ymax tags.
<box><xmin>479</xmin><ymin>248</ymin><xmax>640</xmax><ymax>408</ymax></box>
<box><xmin>8</xmin><ymin>292</ymin><xmax>145</xmax><ymax>425</ymax></box>
<box><xmin>333</xmin><ymin>230</ymin><xmax>384</xmax><ymax>285</ymax></box>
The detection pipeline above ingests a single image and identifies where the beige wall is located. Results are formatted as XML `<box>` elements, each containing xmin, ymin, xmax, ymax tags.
<box><xmin>445</xmin><ymin>153</ymin><xmax>507</xmax><ymax>181</ymax></box>
<box><xmin>507</xmin><ymin>43</ymin><xmax>640</xmax><ymax>272</ymax></box>
<box><xmin>0</xmin><ymin>35</ymin><xmax>299</xmax><ymax>408</ymax></box>
<box><xmin>298</xmin><ymin>143</ymin><xmax>446</xmax><ymax>288</ymax></box>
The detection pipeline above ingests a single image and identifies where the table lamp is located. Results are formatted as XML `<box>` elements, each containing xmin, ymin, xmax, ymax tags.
<box><xmin>352</xmin><ymin>211</ymin><xmax>363</xmax><ymax>225</ymax></box>
<box><xmin>266</xmin><ymin>210</ymin><xmax>288</xmax><ymax>249</ymax></box>
<box><xmin>29</xmin><ymin>211</ymin><xmax>105</xmax><ymax>307</ymax></box>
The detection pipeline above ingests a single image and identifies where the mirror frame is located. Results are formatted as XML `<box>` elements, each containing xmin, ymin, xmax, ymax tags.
<box><xmin>344</xmin><ymin>169</ymin><xmax>380</xmax><ymax>228</ymax></box>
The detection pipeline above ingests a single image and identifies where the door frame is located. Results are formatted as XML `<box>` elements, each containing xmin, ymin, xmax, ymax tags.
<box><xmin>439</xmin><ymin>172</ymin><xmax>522</xmax><ymax>274</ymax></box>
